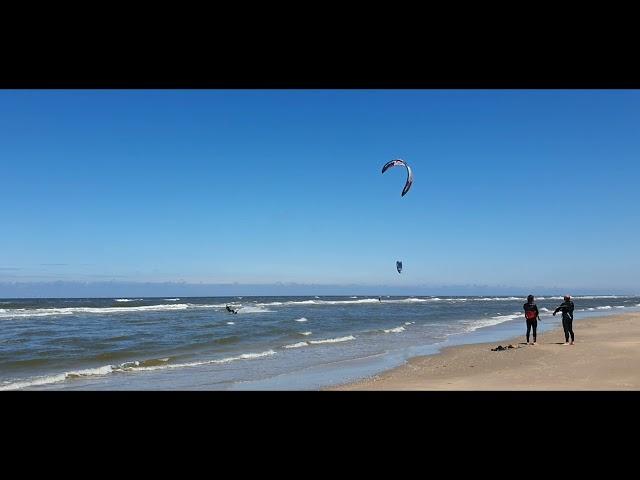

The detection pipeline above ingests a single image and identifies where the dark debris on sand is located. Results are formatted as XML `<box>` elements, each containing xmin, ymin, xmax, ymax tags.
<box><xmin>490</xmin><ymin>344</ymin><xmax>518</xmax><ymax>351</ymax></box>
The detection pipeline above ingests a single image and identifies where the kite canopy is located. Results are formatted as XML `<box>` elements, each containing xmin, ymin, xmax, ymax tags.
<box><xmin>382</xmin><ymin>159</ymin><xmax>413</xmax><ymax>197</ymax></box>
<box><xmin>396</xmin><ymin>261</ymin><xmax>403</xmax><ymax>274</ymax></box>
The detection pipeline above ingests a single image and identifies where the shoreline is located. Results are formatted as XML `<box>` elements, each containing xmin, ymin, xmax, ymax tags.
<box><xmin>331</xmin><ymin>312</ymin><xmax>640</xmax><ymax>390</ymax></box>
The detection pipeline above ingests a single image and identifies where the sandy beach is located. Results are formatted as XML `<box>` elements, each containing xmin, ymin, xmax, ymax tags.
<box><xmin>333</xmin><ymin>313</ymin><xmax>640</xmax><ymax>390</ymax></box>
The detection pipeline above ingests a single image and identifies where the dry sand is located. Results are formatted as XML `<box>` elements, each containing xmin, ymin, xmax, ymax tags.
<box><xmin>332</xmin><ymin>313</ymin><xmax>640</xmax><ymax>390</ymax></box>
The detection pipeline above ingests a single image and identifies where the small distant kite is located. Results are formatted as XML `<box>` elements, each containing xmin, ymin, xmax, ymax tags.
<box><xmin>382</xmin><ymin>159</ymin><xmax>413</xmax><ymax>197</ymax></box>
<box><xmin>396</xmin><ymin>261</ymin><xmax>403</xmax><ymax>274</ymax></box>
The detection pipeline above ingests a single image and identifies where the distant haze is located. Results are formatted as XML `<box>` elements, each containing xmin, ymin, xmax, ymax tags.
<box><xmin>0</xmin><ymin>281</ymin><xmax>635</xmax><ymax>298</ymax></box>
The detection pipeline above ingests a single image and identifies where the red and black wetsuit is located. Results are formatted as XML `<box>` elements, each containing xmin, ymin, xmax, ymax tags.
<box><xmin>523</xmin><ymin>302</ymin><xmax>539</xmax><ymax>343</ymax></box>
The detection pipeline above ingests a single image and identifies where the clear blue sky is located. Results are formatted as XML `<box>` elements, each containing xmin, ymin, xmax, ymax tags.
<box><xmin>2</xmin><ymin>90</ymin><xmax>639</xmax><ymax>294</ymax></box>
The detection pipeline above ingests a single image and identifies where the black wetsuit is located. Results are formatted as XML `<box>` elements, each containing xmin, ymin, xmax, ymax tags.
<box><xmin>523</xmin><ymin>302</ymin><xmax>539</xmax><ymax>343</ymax></box>
<box><xmin>554</xmin><ymin>301</ymin><xmax>575</xmax><ymax>342</ymax></box>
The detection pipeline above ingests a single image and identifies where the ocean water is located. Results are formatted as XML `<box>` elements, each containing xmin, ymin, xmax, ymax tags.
<box><xmin>1</xmin><ymin>295</ymin><xmax>639</xmax><ymax>391</ymax></box>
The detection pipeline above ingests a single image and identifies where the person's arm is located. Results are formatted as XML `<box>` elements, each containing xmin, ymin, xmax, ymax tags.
<box><xmin>553</xmin><ymin>305</ymin><xmax>561</xmax><ymax>315</ymax></box>
<box><xmin>535</xmin><ymin>305</ymin><xmax>541</xmax><ymax>321</ymax></box>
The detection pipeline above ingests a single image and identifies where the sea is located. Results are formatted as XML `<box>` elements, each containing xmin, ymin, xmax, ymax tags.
<box><xmin>1</xmin><ymin>295</ymin><xmax>639</xmax><ymax>390</ymax></box>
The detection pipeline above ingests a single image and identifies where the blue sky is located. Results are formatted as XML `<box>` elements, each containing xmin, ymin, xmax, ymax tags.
<box><xmin>1</xmin><ymin>90</ymin><xmax>639</xmax><ymax>295</ymax></box>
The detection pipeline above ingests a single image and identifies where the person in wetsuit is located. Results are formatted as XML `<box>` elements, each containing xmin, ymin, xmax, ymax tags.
<box><xmin>523</xmin><ymin>294</ymin><xmax>540</xmax><ymax>345</ymax></box>
<box><xmin>226</xmin><ymin>305</ymin><xmax>238</xmax><ymax>314</ymax></box>
<box><xmin>553</xmin><ymin>295</ymin><xmax>575</xmax><ymax>345</ymax></box>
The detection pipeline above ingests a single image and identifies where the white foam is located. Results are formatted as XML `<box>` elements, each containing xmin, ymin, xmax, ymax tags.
<box><xmin>66</xmin><ymin>365</ymin><xmax>115</xmax><ymax>377</ymax></box>
<box><xmin>477</xmin><ymin>297</ymin><xmax>521</xmax><ymax>301</ymax></box>
<box><xmin>227</xmin><ymin>321</ymin><xmax>235</xmax><ymax>325</ymax></box>
<box><xmin>294</xmin><ymin>317</ymin><xmax>308</xmax><ymax>322</ymax></box>
<box><xmin>0</xmin><ymin>303</ymin><xmax>227</xmax><ymax>318</ymax></box>
<box><xmin>0</xmin><ymin>373</ymin><xmax>68</xmax><ymax>391</ymax></box>
<box><xmin>542</xmin><ymin>295</ymin><xmax>629</xmax><ymax>300</ymax></box>
<box><xmin>491</xmin><ymin>312</ymin><xmax>522</xmax><ymax>321</ymax></box>
<box><xmin>217</xmin><ymin>351</ymin><xmax>275</xmax><ymax>362</ymax></box>
<box><xmin>234</xmin><ymin>306</ymin><xmax>273</xmax><ymax>314</ymax></box>
<box><xmin>615</xmin><ymin>306</ymin><xmax>625</xmax><ymax>309</ymax></box>
<box><xmin>115</xmin><ymin>298</ymin><xmax>143</xmax><ymax>302</ymax></box>
<box><xmin>0</xmin><ymin>365</ymin><xmax>115</xmax><ymax>391</ymax></box>
<box><xmin>253</xmin><ymin>297</ymin><xmax>459</xmax><ymax>307</ymax></box>
<box><xmin>299</xmin><ymin>331</ymin><xmax>312</xmax><ymax>336</ymax></box>
<box><xmin>539</xmin><ymin>307</ymin><xmax>551</xmax><ymax>312</ymax></box>
<box><xmin>462</xmin><ymin>312</ymin><xmax>522</xmax><ymax>333</ymax></box>
<box><xmin>588</xmin><ymin>308</ymin><xmax>595</xmax><ymax>311</ymax></box>
<box><xmin>127</xmin><ymin>350</ymin><xmax>277</xmax><ymax>371</ymax></box>
<box><xmin>0</xmin><ymin>350</ymin><xmax>278</xmax><ymax>389</ymax></box>
<box><xmin>256</xmin><ymin>298</ymin><xmax>381</xmax><ymax>307</ymax></box>
<box><xmin>164</xmin><ymin>298</ymin><xmax>180</xmax><ymax>301</ymax></box>
<box><xmin>575</xmin><ymin>295</ymin><xmax>627</xmax><ymax>299</ymax></box>
<box><xmin>284</xmin><ymin>341</ymin><xmax>308</xmax><ymax>349</ymax></box>
<box><xmin>308</xmin><ymin>335</ymin><xmax>355</xmax><ymax>344</ymax></box>
<box><xmin>596</xmin><ymin>306</ymin><xmax>612</xmax><ymax>310</ymax></box>
<box><xmin>384</xmin><ymin>326</ymin><xmax>405</xmax><ymax>333</ymax></box>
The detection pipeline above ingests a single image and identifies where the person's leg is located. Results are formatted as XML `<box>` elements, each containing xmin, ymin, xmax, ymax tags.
<box><xmin>568</xmin><ymin>318</ymin><xmax>574</xmax><ymax>343</ymax></box>
<box><xmin>532</xmin><ymin>319</ymin><xmax>537</xmax><ymax>343</ymax></box>
<box><xmin>562</xmin><ymin>317</ymin><xmax>570</xmax><ymax>343</ymax></box>
<box><xmin>526</xmin><ymin>319</ymin><xmax>532</xmax><ymax>343</ymax></box>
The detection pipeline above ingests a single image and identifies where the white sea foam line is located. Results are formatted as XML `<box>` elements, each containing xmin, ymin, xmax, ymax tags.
<box><xmin>0</xmin><ymin>365</ymin><xmax>115</xmax><ymax>391</ymax></box>
<box><xmin>284</xmin><ymin>341</ymin><xmax>308</xmax><ymax>349</ymax></box>
<box><xmin>256</xmin><ymin>298</ymin><xmax>427</xmax><ymax>306</ymax></box>
<box><xmin>490</xmin><ymin>312</ymin><xmax>522</xmax><ymax>321</ymax></box>
<box><xmin>294</xmin><ymin>317</ymin><xmax>308</xmax><ymax>322</ymax></box>
<box><xmin>299</xmin><ymin>331</ymin><xmax>312</xmax><ymax>336</ymax></box>
<box><xmin>308</xmin><ymin>335</ymin><xmax>355</xmax><ymax>344</ymax></box>
<box><xmin>596</xmin><ymin>306</ymin><xmax>612</xmax><ymax>310</ymax></box>
<box><xmin>133</xmin><ymin>350</ymin><xmax>277</xmax><ymax>370</ymax></box>
<box><xmin>235</xmin><ymin>306</ymin><xmax>273</xmax><ymax>314</ymax></box>
<box><xmin>0</xmin><ymin>350</ymin><xmax>277</xmax><ymax>390</ymax></box>
<box><xmin>477</xmin><ymin>297</ymin><xmax>521</xmax><ymax>301</ymax></box>
<box><xmin>0</xmin><ymin>374</ymin><xmax>69</xmax><ymax>391</ymax></box>
<box><xmin>164</xmin><ymin>298</ymin><xmax>180</xmax><ymax>301</ymax></box>
<box><xmin>115</xmin><ymin>298</ymin><xmax>143</xmax><ymax>302</ymax></box>
<box><xmin>383</xmin><ymin>326</ymin><xmax>405</xmax><ymax>333</ymax></box>
<box><xmin>461</xmin><ymin>311</ymin><xmax>523</xmax><ymax>333</ymax></box>
<box><xmin>227</xmin><ymin>322</ymin><xmax>235</xmax><ymax>325</ymax></box>
<box><xmin>575</xmin><ymin>295</ymin><xmax>627</xmax><ymax>299</ymax></box>
<box><xmin>0</xmin><ymin>303</ymin><xmax>233</xmax><ymax>318</ymax></box>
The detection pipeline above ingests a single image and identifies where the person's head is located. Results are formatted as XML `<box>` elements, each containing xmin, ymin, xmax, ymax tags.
<box><xmin>564</xmin><ymin>295</ymin><xmax>571</xmax><ymax>302</ymax></box>
<box><xmin>527</xmin><ymin>294</ymin><xmax>534</xmax><ymax>303</ymax></box>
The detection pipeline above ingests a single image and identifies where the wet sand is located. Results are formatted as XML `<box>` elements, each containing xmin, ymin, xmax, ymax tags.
<box><xmin>333</xmin><ymin>313</ymin><xmax>640</xmax><ymax>390</ymax></box>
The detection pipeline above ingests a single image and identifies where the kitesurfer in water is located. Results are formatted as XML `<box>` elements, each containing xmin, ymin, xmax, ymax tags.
<box><xmin>226</xmin><ymin>305</ymin><xmax>238</xmax><ymax>314</ymax></box>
